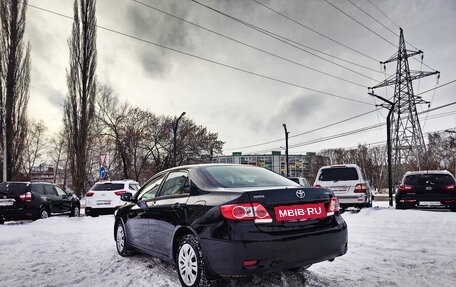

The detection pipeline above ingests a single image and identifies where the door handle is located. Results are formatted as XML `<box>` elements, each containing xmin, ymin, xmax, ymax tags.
<box><xmin>172</xmin><ymin>203</ymin><xmax>186</xmax><ymax>210</ymax></box>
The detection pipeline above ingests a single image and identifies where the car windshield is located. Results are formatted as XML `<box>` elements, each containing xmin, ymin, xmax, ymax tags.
<box><xmin>92</xmin><ymin>183</ymin><xmax>125</xmax><ymax>191</ymax></box>
<box><xmin>318</xmin><ymin>167</ymin><xmax>359</xmax><ymax>181</ymax></box>
<box><xmin>202</xmin><ymin>165</ymin><xmax>295</xmax><ymax>188</ymax></box>
<box><xmin>404</xmin><ymin>174</ymin><xmax>455</xmax><ymax>185</ymax></box>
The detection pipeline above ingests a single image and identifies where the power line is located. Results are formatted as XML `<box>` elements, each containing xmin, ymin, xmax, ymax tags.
<box><xmin>225</xmin><ymin>79</ymin><xmax>456</xmax><ymax>152</ymax></box>
<box><xmin>346</xmin><ymin>0</ymin><xmax>399</xmax><ymax>39</ymax></box>
<box><xmin>26</xmin><ymin>3</ymin><xmax>373</xmax><ymax>106</ymax></box>
<box><xmin>323</xmin><ymin>0</ymin><xmax>397</xmax><ymax>47</ymax></box>
<box><xmin>251</xmin><ymin>0</ymin><xmax>384</xmax><ymax>68</ymax></box>
<box><xmin>350</xmin><ymin>0</ymin><xmax>436</xmax><ymax>72</ymax></box>
<box><xmin>191</xmin><ymin>0</ymin><xmax>382</xmax><ymax>83</ymax></box>
<box><xmin>224</xmin><ymin>108</ymin><xmax>380</xmax><ymax>151</ymax></box>
<box><xmin>133</xmin><ymin>0</ymin><xmax>369</xmax><ymax>88</ymax></box>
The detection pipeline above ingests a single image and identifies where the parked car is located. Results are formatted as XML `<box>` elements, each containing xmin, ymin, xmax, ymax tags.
<box><xmin>314</xmin><ymin>164</ymin><xmax>373</xmax><ymax>209</ymax></box>
<box><xmin>395</xmin><ymin>170</ymin><xmax>456</xmax><ymax>211</ymax></box>
<box><xmin>85</xmin><ymin>180</ymin><xmax>140</xmax><ymax>217</ymax></box>
<box><xmin>0</xmin><ymin>181</ymin><xmax>80</xmax><ymax>224</ymax></box>
<box><xmin>114</xmin><ymin>164</ymin><xmax>347</xmax><ymax>287</ymax></box>
<box><xmin>288</xmin><ymin>176</ymin><xmax>311</xmax><ymax>186</ymax></box>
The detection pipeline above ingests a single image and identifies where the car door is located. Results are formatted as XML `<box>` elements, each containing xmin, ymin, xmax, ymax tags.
<box><xmin>55</xmin><ymin>186</ymin><xmax>72</xmax><ymax>213</ymax></box>
<box><xmin>125</xmin><ymin>174</ymin><xmax>165</xmax><ymax>249</ymax></box>
<box><xmin>147</xmin><ymin>170</ymin><xmax>190</xmax><ymax>257</ymax></box>
<box><xmin>42</xmin><ymin>184</ymin><xmax>63</xmax><ymax>214</ymax></box>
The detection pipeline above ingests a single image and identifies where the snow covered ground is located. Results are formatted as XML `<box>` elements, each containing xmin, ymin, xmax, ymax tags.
<box><xmin>1</xmin><ymin>201</ymin><xmax>455</xmax><ymax>287</ymax></box>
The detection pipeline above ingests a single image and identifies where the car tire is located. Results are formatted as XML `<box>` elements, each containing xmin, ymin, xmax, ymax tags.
<box><xmin>450</xmin><ymin>205</ymin><xmax>456</xmax><ymax>212</ymax></box>
<box><xmin>176</xmin><ymin>234</ymin><xmax>212</xmax><ymax>287</ymax></box>
<box><xmin>38</xmin><ymin>208</ymin><xmax>50</xmax><ymax>220</ymax></box>
<box><xmin>115</xmin><ymin>222</ymin><xmax>135</xmax><ymax>256</ymax></box>
<box><xmin>0</xmin><ymin>217</ymin><xmax>4</xmax><ymax>225</ymax></box>
<box><xmin>70</xmin><ymin>205</ymin><xmax>80</xmax><ymax>217</ymax></box>
<box><xmin>395</xmin><ymin>203</ymin><xmax>407</xmax><ymax>210</ymax></box>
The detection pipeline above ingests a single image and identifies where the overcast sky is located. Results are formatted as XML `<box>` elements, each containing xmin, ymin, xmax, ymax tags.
<box><xmin>24</xmin><ymin>0</ymin><xmax>456</xmax><ymax>155</ymax></box>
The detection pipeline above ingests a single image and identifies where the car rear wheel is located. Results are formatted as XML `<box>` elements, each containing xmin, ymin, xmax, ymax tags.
<box><xmin>39</xmin><ymin>208</ymin><xmax>50</xmax><ymax>220</ymax></box>
<box><xmin>115</xmin><ymin>222</ymin><xmax>135</xmax><ymax>256</ymax></box>
<box><xmin>176</xmin><ymin>234</ymin><xmax>211</xmax><ymax>287</ymax></box>
<box><xmin>450</xmin><ymin>205</ymin><xmax>456</xmax><ymax>212</ymax></box>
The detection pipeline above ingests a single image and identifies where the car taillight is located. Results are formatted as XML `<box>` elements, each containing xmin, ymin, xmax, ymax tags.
<box><xmin>444</xmin><ymin>184</ymin><xmax>456</xmax><ymax>191</ymax></box>
<box><xmin>354</xmin><ymin>183</ymin><xmax>367</xmax><ymax>193</ymax></box>
<box><xmin>220</xmin><ymin>202</ymin><xmax>272</xmax><ymax>223</ymax></box>
<box><xmin>114</xmin><ymin>190</ymin><xmax>127</xmax><ymax>196</ymax></box>
<box><xmin>85</xmin><ymin>191</ymin><xmax>94</xmax><ymax>197</ymax></box>
<box><xmin>315</xmin><ymin>184</ymin><xmax>322</xmax><ymax>188</ymax></box>
<box><xmin>398</xmin><ymin>184</ymin><xmax>414</xmax><ymax>192</ymax></box>
<box><xmin>19</xmin><ymin>192</ymin><xmax>32</xmax><ymax>202</ymax></box>
<box><xmin>326</xmin><ymin>197</ymin><xmax>340</xmax><ymax>216</ymax></box>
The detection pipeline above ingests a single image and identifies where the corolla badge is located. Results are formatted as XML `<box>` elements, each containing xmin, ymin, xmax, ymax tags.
<box><xmin>296</xmin><ymin>190</ymin><xmax>306</xmax><ymax>199</ymax></box>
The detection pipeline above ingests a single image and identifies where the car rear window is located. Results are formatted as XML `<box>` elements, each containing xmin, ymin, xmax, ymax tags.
<box><xmin>404</xmin><ymin>174</ymin><xmax>455</xmax><ymax>185</ymax></box>
<box><xmin>202</xmin><ymin>165</ymin><xmax>296</xmax><ymax>188</ymax></box>
<box><xmin>92</xmin><ymin>183</ymin><xmax>125</xmax><ymax>191</ymax></box>
<box><xmin>0</xmin><ymin>182</ymin><xmax>28</xmax><ymax>195</ymax></box>
<box><xmin>318</xmin><ymin>167</ymin><xmax>359</xmax><ymax>181</ymax></box>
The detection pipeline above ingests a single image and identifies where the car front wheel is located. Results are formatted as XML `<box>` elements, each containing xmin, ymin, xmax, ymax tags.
<box><xmin>70</xmin><ymin>206</ymin><xmax>80</xmax><ymax>217</ymax></box>
<box><xmin>115</xmin><ymin>222</ymin><xmax>135</xmax><ymax>256</ymax></box>
<box><xmin>176</xmin><ymin>234</ymin><xmax>211</xmax><ymax>287</ymax></box>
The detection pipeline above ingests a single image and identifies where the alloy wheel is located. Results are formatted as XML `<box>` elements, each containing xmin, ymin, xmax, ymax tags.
<box><xmin>178</xmin><ymin>243</ymin><xmax>198</xmax><ymax>286</ymax></box>
<box><xmin>116</xmin><ymin>224</ymin><xmax>125</xmax><ymax>252</ymax></box>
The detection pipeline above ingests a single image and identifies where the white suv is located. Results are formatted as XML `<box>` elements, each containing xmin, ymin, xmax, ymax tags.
<box><xmin>314</xmin><ymin>164</ymin><xmax>372</xmax><ymax>210</ymax></box>
<box><xmin>84</xmin><ymin>180</ymin><xmax>140</xmax><ymax>217</ymax></box>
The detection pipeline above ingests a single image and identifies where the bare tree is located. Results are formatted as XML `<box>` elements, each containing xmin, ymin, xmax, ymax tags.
<box><xmin>21</xmin><ymin>120</ymin><xmax>47</xmax><ymax>179</ymax></box>
<box><xmin>0</xmin><ymin>0</ymin><xmax>30</xmax><ymax>180</ymax></box>
<box><xmin>64</xmin><ymin>0</ymin><xmax>97</xmax><ymax>198</ymax></box>
<box><xmin>48</xmin><ymin>129</ymin><xmax>70</xmax><ymax>185</ymax></box>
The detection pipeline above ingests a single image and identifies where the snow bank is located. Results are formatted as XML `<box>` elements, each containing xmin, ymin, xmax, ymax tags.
<box><xmin>1</xmin><ymin>202</ymin><xmax>455</xmax><ymax>286</ymax></box>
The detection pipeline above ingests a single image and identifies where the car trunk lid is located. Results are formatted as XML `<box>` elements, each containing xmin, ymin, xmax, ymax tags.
<box><xmin>243</xmin><ymin>186</ymin><xmax>337</xmax><ymax>232</ymax></box>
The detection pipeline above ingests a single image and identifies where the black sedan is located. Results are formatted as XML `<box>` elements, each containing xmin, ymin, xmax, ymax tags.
<box><xmin>114</xmin><ymin>164</ymin><xmax>348</xmax><ymax>287</ymax></box>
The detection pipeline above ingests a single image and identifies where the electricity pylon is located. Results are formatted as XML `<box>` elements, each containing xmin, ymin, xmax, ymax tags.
<box><xmin>368</xmin><ymin>28</ymin><xmax>439</xmax><ymax>182</ymax></box>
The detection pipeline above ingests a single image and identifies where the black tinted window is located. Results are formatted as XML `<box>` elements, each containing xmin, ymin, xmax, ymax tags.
<box><xmin>31</xmin><ymin>184</ymin><xmax>45</xmax><ymax>195</ymax></box>
<box><xmin>0</xmin><ymin>182</ymin><xmax>28</xmax><ymax>195</ymax></box>
<box><xmin>203</xmin><ymin>165</ymin><xmax>293</xmax><ymax>188</ymax></box>
<box><xmin>404</xmin><ymin>174</ymin><xmax>455</xmax><ymax>185</ymax></box>
<box><xmin>318</xmin><ymin>167</ymin><xmax>359</xmax><ymax>181</ymax></box>
<box><xmin>92</xmin><ymin>183</ymin><xmax>124</xmax><ymax>191</ymax></box>
<box><xmin>43</xmin><ymin>185</ymin><xmax>56</xmax><ymax>196</ymax></box>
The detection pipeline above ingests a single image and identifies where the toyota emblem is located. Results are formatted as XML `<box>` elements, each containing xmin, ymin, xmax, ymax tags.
<box><xmin>296</xmin><ymin>190</ymin><xmax>305</xmax><ymax>199</ymax></box>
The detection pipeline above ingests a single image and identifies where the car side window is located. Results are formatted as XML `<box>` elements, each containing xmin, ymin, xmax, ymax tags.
<box><xmin>31</xmin><ymin>184</ymin><xmax>45</xmax><ymax>195</ymax></box>
<box><xmin>138</xmin><ymin>175</ymin><xmax>165</xmax><ymax>201</ymax></box>
<box><xmin>159</xmin><ymin>171</ymin><xmax>189</xmax><ymax>197</ymax></box>
<box><xmin>55</xmin><ymin>186</ymin><xmax>67</xmax><ymax>197</ymax></box>
<box><xmin>43</xmin><ymin>185</ymin><xmax>57</xmax><ymax>196</ymax></box>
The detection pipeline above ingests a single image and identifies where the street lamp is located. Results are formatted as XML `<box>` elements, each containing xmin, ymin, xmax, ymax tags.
<box><xmin>283</xmin><ymin>124</ymin><xmax>289</xmax><ymax>177</ymax></box>
<box><xmin>173</xmin><ymin>112</ymin><xmax>186</xmax><ymax>167</ymax></box>
<box><xmin>369</xmin><ymin>91</ymin><xmax>395</xmax><ymax>207</ymax></box>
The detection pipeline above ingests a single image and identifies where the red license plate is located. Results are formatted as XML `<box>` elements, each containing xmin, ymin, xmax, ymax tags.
<box><xmin>274</xmin><ymin>203</ymin><xmax>326</xmax><ymax>221</ymax></box>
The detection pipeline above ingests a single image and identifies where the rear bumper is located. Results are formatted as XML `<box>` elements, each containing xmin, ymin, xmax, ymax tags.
<box><xmin>337</xmin><ymin>194</ymin><xmax>370</xmax><ymax>207</ymax></box>
<box><xmin>200</xmin><ymin>217</ymin><xmax>348</xmax><ymax>276</ymax></box>
<box><xmin>396</xmin><ymin>193</ymin><xmax>456</xmax><ymax>207</ymax></box>
<box><xmin>0</xmin><ymin>207</ymin><xmax>37</xmax><ymax>221</ymax></box>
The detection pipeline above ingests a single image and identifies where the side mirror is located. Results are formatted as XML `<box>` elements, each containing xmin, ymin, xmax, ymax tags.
<box><xmin>120</xmin><ymin>192</ymin><xmax>133</xmax><ymax>202</ymax></box>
